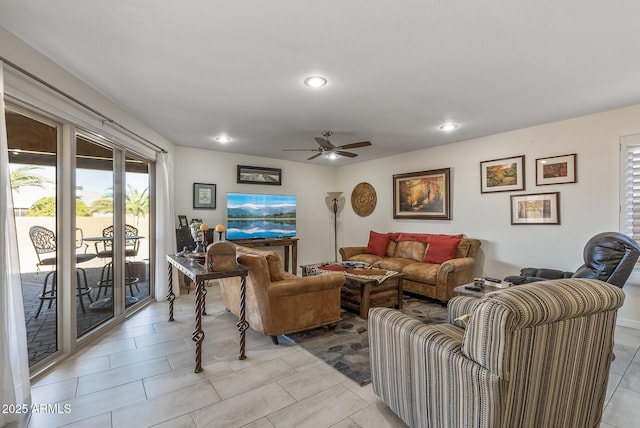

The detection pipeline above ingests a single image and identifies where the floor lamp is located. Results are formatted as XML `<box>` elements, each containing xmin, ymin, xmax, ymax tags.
<box><xmin>326</xmin><ymin>192</ymin><xmax>344</xmax><ymax>262</ymax></box>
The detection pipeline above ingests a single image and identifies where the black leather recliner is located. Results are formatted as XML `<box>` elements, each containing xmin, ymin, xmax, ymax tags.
<box><xmin>504</xmin><ymin>232</ymin><xmax>640</xmax><ymax>288</ymax></box>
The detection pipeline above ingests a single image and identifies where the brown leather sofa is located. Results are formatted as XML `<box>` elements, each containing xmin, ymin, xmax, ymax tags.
<box><xmin>217</xmin><ymin>244</ymin><xmax>345</xmax><ymax>344</ymax></box>
<box><xmin>340</xmin><ymin>232</ymin><xmax>481</xmax><ymax>303</ymax></box>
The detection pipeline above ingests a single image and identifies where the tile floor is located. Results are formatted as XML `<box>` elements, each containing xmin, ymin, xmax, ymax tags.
<box><xmin>22</xmin><ymin>283</ymin><xmax>640</xmax><ymax>428</ymax></box>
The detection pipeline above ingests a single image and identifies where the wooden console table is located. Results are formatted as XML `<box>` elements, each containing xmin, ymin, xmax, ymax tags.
<box><xmin>230</xmin><ymin>237</ymin><xmax>299</xmax><ymax>275</ymax></box>
<box><xmin>166</xmin><ymin>255</ymin><xmax>248</xmax><ymax>373</ymax></box>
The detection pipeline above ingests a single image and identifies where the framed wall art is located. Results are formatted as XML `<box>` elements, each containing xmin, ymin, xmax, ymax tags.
<box><xmin>393</xmin><ymin>168</ymin><xmax>451</xmax><ymax>219</ymax></box>
<box><xmin>480</xmin><ymin>155</ymin><xmax>525</xmax><ymax>193</ymax></box>
<box><xmin>510</xmin><ymin>192</ymin><xmax>560</xmax><ymax>225</ymax></box>
<box><xmin>237</xmin><ymin>165</ymin><xmax>282</xmax><ymax>185</ymax></box>
<box><xmin>177</xmin><ymin>215</ymin><xmax>189</xmax><ymax>229</ymax></box>
<box><xmin>193</xmin><ymin>183</ymin><xmax>216</xmax><ymax>209</ymax></box>
<box><xmin>536</xmin><ymin>153</ymin><xmax>577</xmax><ymax>185</ymax></box>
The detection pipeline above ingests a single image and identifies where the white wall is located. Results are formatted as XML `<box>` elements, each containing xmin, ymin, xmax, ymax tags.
<box><xmin>337</xmin><ymin>104</ymin><xmax>640</xmax><ymax>326</ymax></box>
<box><xmin>173</xmin><ymin>147</ymin><xmax>339</xmax><ymax>266</ymax></box>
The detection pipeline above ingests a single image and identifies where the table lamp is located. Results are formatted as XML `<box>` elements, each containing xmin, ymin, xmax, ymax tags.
<box><xmin>215</xmin><ymin>224</ymin><xmax>226</xmax><ymax>241</ymax></box>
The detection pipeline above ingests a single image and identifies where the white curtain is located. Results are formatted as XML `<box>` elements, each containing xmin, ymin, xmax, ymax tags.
<box><xmin>154</xmin><ymin>151</ymin><xmax>176</xmax><ymax>300</ymax></box>
<box><xmin>0</xmin><ymin>62</ymin><xmax>31</xmax><ymax>426</ymax></box>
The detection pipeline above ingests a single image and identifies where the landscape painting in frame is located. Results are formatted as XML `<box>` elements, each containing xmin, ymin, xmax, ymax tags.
<box><xmin>536</xmin><ymin>153</ymin><xmax>576</xmax><ymax>185</ymax></box>
<box><xmin>393</xmin><ymin>168</ymin><xmax>451</xmax><ymax>219</ymax></box>
<box><xmin>480</xmin><ymin>155</ymin><xmax>525</xmax><ymax>193</ymax></box>
<box><xmin>510</xmin><ymin>192</ymin><xmax>560</xmax><ymax>225</ymax></box>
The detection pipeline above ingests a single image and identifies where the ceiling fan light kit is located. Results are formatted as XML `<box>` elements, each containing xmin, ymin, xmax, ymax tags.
<box><xmin>215</xmin><ymin>136</ymin><xmax>232</xmax><ymax>143</ymax></box>
<box><xmin>283</xmin><ymin>130</ymin><xmax>372</xmax><ymax>161</ymax></box>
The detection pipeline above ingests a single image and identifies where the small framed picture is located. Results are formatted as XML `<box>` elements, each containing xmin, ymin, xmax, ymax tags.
<box><xmin>190</xmin><ymin>218</ymin><xmax>203</xmax><ymax>224</ymax></box>
<box><xmin>393</xmin><ymin>168</ymin><xmax>451</xmax><ymax>220</ymax></box>
<box><xmin>510</xmin><ymin>192</ymin><xmax>560</xmax><ymax>225</ymax></box>
<box><xmin>536</xmin><ymin>154</ymin><xmax>577</xmax><ymax>186</ymax></box>
<box><xmin>237</xmin><ymin>165</ymin><xmax>282</xmax><ymax>185</ymax></box>
<box><xmin>193</xmin><ymin>183</ymin><xmax>216</xmax><ymax>209</ymax></box>
<box><xmin>480</xmin><ymin>155</ymin><xmax>525</xmax><ymax>193</ymax></box>
<box><xmin>177</xmin><ymin>215</ymin><xmax>189</xmax><ymax>229</ymax></box>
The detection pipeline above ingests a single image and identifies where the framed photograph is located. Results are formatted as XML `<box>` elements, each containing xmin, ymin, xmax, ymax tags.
<box><xmin>510</xmin><ymin>192</ymin><xmax>560</xmax><ymax>225</ymax></box>
<box><xmin>393</xmin><ymin>168</ymin><xmax>451</xmax><ymax>219</ymax></box>
<box><xmin>237</xmin><ymin>165</ymin><xmax>282</xmax><ymax>185</ymax></box>
<box><xmin>193</xmin><ymin>183</ymin><xmax>216</xmax><ymax>209</ymax></box>
<box><xmin>536</xmin><ymin>153</ymin><xmax>577</xmax><ymax>186</ymax></box>
<box><xmin>177</xmin><ymin>215</ymin><xmax>189</xmax><ymax>229</ymax></box>
<box><xmin>480</xmin><ymin>155</ymin><xmax>525</xmax><ymax>193</ymax></box>
<box><xmin>190</xmin><ymin>218</ymin><xmax>202</xmax><ymax>224</ymax></box>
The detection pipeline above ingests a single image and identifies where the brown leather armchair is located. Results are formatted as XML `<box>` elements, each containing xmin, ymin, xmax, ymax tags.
<box><xmin>217</xmin><ymin>244</ymin><xmax>345</xmax><ymax>344</ymax></box>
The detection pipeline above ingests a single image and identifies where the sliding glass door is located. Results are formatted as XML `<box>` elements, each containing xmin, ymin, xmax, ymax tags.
<box><xmin>75</xmin><ymin>135</ymin><xmax>115</xmax><ymax>337</ymax></box>
<box><xmin>6</xmin><ymin>107</ymin><xmax>60</xmax><ymax>366</ymax></box>
<box><xmin>5</xmin><ymin>103</ymin><xmax>155</xmax><ymax>368</ymax></box>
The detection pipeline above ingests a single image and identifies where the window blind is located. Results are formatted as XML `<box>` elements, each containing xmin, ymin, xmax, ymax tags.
<box><xmin>621</xmin><ymin>136</ymin><xmax>640</xmax><ymax>265</ymax></box>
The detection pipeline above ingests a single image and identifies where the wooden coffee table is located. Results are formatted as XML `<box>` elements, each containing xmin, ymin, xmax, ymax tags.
<box><xmin>341</xmin><ymin>272</ymin><xmax>404</xmax><ymax>319</ymax></box>
<box><xmin>301</xmin><ymin>263</ymin><xmax>404</xmax><ymax>319</ymax></box>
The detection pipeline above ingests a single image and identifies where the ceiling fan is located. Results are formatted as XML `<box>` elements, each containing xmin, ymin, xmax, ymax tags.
<box><xmin>283</xmin><ymin>131</ymin><xmax>372</xmax><ymax>160</ymax></box>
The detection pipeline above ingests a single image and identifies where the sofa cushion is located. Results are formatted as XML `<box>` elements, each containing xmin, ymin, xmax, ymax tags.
<box><xmin>402</xmin><ymin>262</ymin><xmax>439</xmax><ymax>283</ymax></box>
<box><xmin>456</xmin><ymin>239</ymin><xmax>472</xmax><ymax>258</ymax></box>
<box><xmin>348</xmin><ymin>253</ymin><xmax>383</xmax><ymax>265</ymax></box>
<box><xmin>424</xmin><ymin>235</ymin><xmax>463</xmax><ymax>264</ymax></box>
<box><xmin>374</xmin><ymin>258</ymin><xmax>416</xmax><ymax>271</ymax></box>
<box><xmin>366</xmin><ymin>231</ymin><xmax>391</xmax><ymax>257</ymax></box>
<box><xmin>396</xmin><ymin>233</ymin><xmax>431</xmax><ymax>243</ymax></box>
<box><xmin>395</xmin><ymin>240</ymin><xmax>428</xmax><ymax>262</ymax></box>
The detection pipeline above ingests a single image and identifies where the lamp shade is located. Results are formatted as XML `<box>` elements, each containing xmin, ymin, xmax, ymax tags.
<box><xmin>215</xmin><ymin>224</ymin><xmax>225</xmax><ymax>232</ymax></box>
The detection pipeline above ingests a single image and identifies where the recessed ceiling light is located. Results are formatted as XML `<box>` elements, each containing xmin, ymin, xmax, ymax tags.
<box><xmin>439</xmin><ymin>123</ymin><xmax>458</xmax><ymax>132</ymax></box>
<box><xmin>304</xmin><ymin>76</ymin><xmax>328</xmax><ymax>88</ymax></box>
<box><xmin>215</xmin><ymin>136</ymin><xmax>232</xmax><ymax>143</ymax></box>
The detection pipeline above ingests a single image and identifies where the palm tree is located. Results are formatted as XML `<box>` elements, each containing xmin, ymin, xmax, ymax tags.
<box><xmin>10</xmin><ymin>165</ymin><xmax>53</xmax><ymax>192</ymax></box>
<box><xmin>126</xmin><ymin>185</ymin><xmax>149</xmax><ymax>226</ymax></box>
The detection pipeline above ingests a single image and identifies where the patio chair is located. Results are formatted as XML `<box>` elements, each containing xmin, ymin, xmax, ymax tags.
<box><xmin>94</xmin><ymin>224</ymin><xmax>141</xmax><ymax>298</ymax></box>
<box><xmin>28</xmin><ymin>225</ymin><xmax>96</xmax><ymax>318</ymax></box>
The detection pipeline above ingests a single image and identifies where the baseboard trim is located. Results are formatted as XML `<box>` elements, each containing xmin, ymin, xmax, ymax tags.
<box><xmin>617</xmin><ymin>317</ymin><xmax>640</xmax><ymax>329</ymax></box>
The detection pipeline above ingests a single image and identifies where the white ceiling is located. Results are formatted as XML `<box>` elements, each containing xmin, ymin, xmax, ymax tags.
<box><xmin>2</xmin><ymin>1</ymin><xmax>640</xmax><ymax>165</ymax></box>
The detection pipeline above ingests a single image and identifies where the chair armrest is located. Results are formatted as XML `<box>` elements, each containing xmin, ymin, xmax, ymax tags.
<box><xmin>520</xmin><ymin>267</ymin><xmax>573</xmax><ymax>279</ymax></box>
<box><xmin>505</xmin><ymin>268</ymin><xmax>573</xmax><ymax>285</ymax></box>
<box><xmin>447</xmin><ymin>296</ymin><xmax>480</xmax><ymax>328</ymax></box>
<box><xmin>267</xmin><ymin>273</ymin><xmax>345</xmax><ymax>298</ymax></box>
<box><xmin>339</xmin><ymin>246</ymin><xmax>367</xmax><ymax>261</ymax></box>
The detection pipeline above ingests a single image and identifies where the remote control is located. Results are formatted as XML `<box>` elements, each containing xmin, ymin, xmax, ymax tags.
<box><xmin>484</xmin><ymin>277</ymin><xmax>502</xmax><ymax>283</ymax></box>
<box><xmin>465</xmin><ymin>285</ymin><xmax>482</xmax><ymax>291</ymax></box>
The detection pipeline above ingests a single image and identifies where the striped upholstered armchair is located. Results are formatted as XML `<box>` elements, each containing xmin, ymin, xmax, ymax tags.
<box><xmin>369</xmin><ymin>278</ymin><xmax>624</xmax><ymax>428</ymax></box>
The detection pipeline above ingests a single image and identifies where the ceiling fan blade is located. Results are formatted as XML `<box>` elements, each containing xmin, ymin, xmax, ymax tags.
<box><xmin>282</xmin><ymin>149</ymin><xmax>320</xmax><ymax>152</ymax></box>
<box><xmin>335</xmin><ymin>151</ymin><xmax>358</xmax><ymax>158</ymax></box>
<box><xmin>307</xmin><ymin>152</ymin><xmax>323</xmax><ymax>160</ymax></box>
<box><xmin>315</xmin><ymin>137</ymin><xmax>335</xmax><ymax>150</ymax></box>
<box><xmin>337</xmin><ymin>141</ymin><xmax>372</xmax><ymax>150</ymax></box>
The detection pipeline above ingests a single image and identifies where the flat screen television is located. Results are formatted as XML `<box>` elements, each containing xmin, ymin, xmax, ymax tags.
<box><xmin>226</xmin><ymin>192</ymin><xmax>297</xmax><ymax>240</ymax></box>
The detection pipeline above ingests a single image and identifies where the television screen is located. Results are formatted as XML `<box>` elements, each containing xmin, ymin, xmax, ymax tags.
<box><xmin>226</xmin><ymin>192</ymin><xmax>297</xmax><ymax>240</ymax></box>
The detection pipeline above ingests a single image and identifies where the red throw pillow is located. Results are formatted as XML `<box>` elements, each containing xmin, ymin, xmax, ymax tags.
<box><xmin>366</xmin><ymin>231</ymin><xmax>391</xmax><ymax>257</ymax></box>
<box><xmin>423</xmin><ymin>235</ymin><xmax>463</xmax><ymax>264</ymax></box>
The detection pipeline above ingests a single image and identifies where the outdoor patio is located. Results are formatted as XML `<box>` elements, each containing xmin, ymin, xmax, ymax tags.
<box><xmin>21</xmin><ymin>261</ymin><xmax>151</xmax><ymax>366</ymax></box>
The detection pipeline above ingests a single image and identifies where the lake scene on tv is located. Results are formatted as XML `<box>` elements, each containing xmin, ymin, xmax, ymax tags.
<box><xmin>227</xmin><ymin>192</ymin><xmax>297</xmax><ymax>240</ymax></box>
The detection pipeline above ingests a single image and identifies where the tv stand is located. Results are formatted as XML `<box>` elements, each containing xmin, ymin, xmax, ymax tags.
<box><xmin>230</xmin><ymin>237</ymin><xmax>299</xmax><ymax>275</ymax></box>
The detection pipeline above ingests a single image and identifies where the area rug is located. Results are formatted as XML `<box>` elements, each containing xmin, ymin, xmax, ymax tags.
<box><xmin>285</xmin><ymin>296</ymin><xmax>449</xmax><ymax>386</ymax></box>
